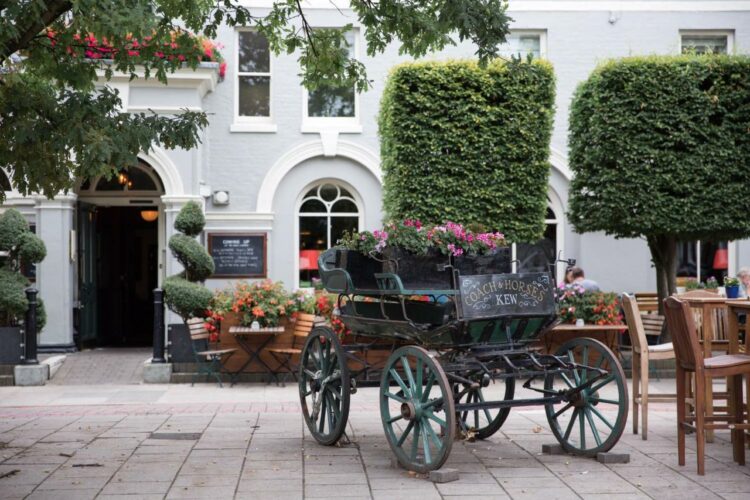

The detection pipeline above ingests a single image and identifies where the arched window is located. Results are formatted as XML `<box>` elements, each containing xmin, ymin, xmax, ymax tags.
<box><xmin>515</xmin><ymin>196</ymin><xmax>562</xmax><ymax>279</ymax></box>
<box><xmin>298</xmin><ymin>183</ymin><xmax>360</xmax><ymax>287</ymax></box>
<box><xmin>0</xmin><ymin>169</ymin><xmax>11</xmax><ymax>192</ymax></box>
<box><xmin>79</xmin><ymin>161</ymin><xmax>164</xmax><ymax>194</ymax></box>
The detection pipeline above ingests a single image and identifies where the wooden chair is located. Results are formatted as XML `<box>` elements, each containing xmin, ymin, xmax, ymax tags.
<box><xmin>663</xmin><ymin>297</ymin><xmax>750</xmax><ymax>475</ymax></box>
<box><xmin>622</xmin><ymin>294</ymin><xmax>676</xmax><ymax>439</ymax></box>
<box><xmin>634</xmin><ymin>292</ymin><xmax>659</xmax><ymax>314</ymax></box>
<box><xmin>187</xmin><ymin>317</ymin><xmax>236</xmax><ymax>387</ymax></box>
<box><xmin>267</xmin><ymin>313</ymin><xmax>316</xmax><ymax>384</ymax></box>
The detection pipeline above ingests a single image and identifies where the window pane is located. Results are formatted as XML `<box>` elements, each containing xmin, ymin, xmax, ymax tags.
<box><xmin>308</xmin><ymin>85</ymin><xmax>355</xmax><ymax>117</ymax></box>
<box><xmin>96</xmin><ymin>174</ymin><xmax>124</xmax><ymax>191</ymax></box>
<box><xmin>681</xmin><ymin>35</ymin><xmax>728</xmax><ymax>54</ymax></box>
<box><xmin>332</xmin><ymin>199</ymin><xmax>358</xmax><ymax>213</ymax></box>
<box><xmin>500</xmin><ymin>33</ymin><xmax>541</xmax><ymax>59</ymax></box>
<box><xmin>319</xmin><ymin>184</ymin><xmax>338</xmax><ymax>202</ymax></box>
<box><xmin>238</xmin><ymin>76</ymin><xmax>270</xmax><ymax>117</ymax></box>
<box><xmin>545</xmin><ymin>207</ymin><xmax>556</xmax><ymax>220</ymax></box>
<box><xmin>331</xmin><ymin>217</ymin><xmax>359</xmax><ymax>247</ymax></box>
<box><xmin>701</xmin><ymin>241</ymin><xmax>728</xmax><ymax>284</ymax></box>
<box><xmin>127</xmin><ymin>167</ymin><xmax>157</xmax><ymax>191</ymax></box>
<box><xmin>677</xmin><ymin>241</ymin><xmax>698</xmax><ymax>279</ymax></box>
<box><xmin>300</xmin><ymin>199</ymin><xmax>326</xmax><ymax>213</ymax></box>
<box><xmin>299</xmin><ymin>216</ymin><xmax>328</xmax><ymax>287</ymax></box>
<box><xmin>238</xmin><ymin>31</ymin><xmax>270</xmax><ymax>72</ymax></box>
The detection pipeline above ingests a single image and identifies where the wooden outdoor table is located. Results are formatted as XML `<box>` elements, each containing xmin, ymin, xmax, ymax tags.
<box><xmin>676</xmin><ymin>293</ymin><xmax>729</xmax><ymax>441</ymax></box>
<box><xmin>543</xmin><ymin>324</ymin><xmax>628</xmax><ymax>355</ymax></box>
<box><xmin>725</xmin><ymin>299</ymin><xmax>750</xmax><ymax>438</ymax></box>
<box><xmin>229</xmin><ymin>326</ymin><xmax>285</xmax><ymax>385</ymax></box>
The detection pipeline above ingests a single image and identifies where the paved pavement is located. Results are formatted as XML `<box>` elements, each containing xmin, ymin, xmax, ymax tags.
<box><xmin>0</xmin><ymin>380</ymin><xmax>749</xmax><ymax>500</ymax></box>
<box><xmin>46</xmin><ymin>349</ymin><xmax>150</xmax><ymax>386</ymax></box>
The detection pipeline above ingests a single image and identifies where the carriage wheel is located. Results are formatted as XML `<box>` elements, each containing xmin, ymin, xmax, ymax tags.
<box><xmin>380</xmin><ymin>346</ymin><xmax>455</xmax><ymax>473</ymax></box>
<box><xmin>544</xmin><ymin>338</ymin><xmax>628</xmax><ymax>456</ymax></box>
<box><xmin>454</xmin><ymin>371</ymin><xmax>515</xmax><ymax>440</ymax></box>
<box><xmin>299</xmin><ymin>326</ymin><xmax>351</xmax><ymax>446</ymax></box>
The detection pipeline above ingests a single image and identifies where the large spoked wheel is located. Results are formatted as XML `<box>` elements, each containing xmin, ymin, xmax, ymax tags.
<box><xmin>299</xmin><ymin>326</ymin><xmax>350</xmax><ymax>446</ymax></box>
<box><xmin>454</xmin><ymin>370</ymin><xmax>515</xmax><ymax>440</ymax></box>
<box><xmin>544</xmin><ymin>337</ymin><xmax>628</xmax><ymax>456</ymax></box>
<box><xmin>380</xmin><ymin>346</ymin><xmax>455</xmax><ymax>473</ymax></box>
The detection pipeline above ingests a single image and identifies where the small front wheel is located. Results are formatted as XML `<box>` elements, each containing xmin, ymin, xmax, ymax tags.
<box><xmin>380</xmin><ymin>346</ymin><xmax>455</xmax><ymax>473</ymax></box>
<box><xmin>299</xmin><ymin>326</ymin><xmax>350</xmax><ymax>446</ymax></box>
<box><xmin>544</xmin><ymin>337</ymin><xmax>628</xmax><ymax>456</ymax></box>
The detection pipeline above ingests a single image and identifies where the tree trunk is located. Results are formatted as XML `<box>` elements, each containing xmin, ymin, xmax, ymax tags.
<box><xmin>646</xmin><ymin>234</ymin><xmax>678</xmax><ymax>339</ymax></box>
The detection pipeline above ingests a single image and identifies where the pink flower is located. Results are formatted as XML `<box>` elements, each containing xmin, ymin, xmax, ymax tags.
<box><xmin>219</xmin><ymin>62</ymin><xmax>227</xmax><ymax>78</ymax></box>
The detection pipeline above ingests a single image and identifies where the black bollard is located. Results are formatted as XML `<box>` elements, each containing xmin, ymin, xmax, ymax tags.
<box><xmin>23</xmin><ymin>288</ymin><xmax>39</xmax><ymax>365</ymax></box>
<box><xmin>152</xmin><ymin>288</ymin><xmax>166</xmax><ymax>363</ymax></box>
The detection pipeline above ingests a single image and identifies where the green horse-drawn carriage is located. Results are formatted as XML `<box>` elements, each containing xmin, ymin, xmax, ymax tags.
<box><xmin>298</xmin><ymin>247</ymin><xmax>628</xmax><ymax>473</ymax></box>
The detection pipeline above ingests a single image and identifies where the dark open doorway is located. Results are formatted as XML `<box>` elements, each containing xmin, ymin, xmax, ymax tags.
<box><xmin>80</xmin><ymin>206</ymin><xmax>159</xmax><ymax>347</ymax></box>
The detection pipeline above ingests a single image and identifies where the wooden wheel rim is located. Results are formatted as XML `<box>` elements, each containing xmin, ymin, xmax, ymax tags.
<box><xmin>299</xmin><ymin>326</ymin><xmax>350</xmax><ymax>446</ymax></box>
<box><xmin>380</xmin><ymin>346</ymin><xmax>455</xmax><ymax>473</ymax></box>
<box><xmin>455</xmin><ymin>370</ymin><xmax>515</xmax><ymax>440</ymax></box>
<box><xmin>544</xmin><ymin>337</ymin><xmax>629</xmax><ymax>456</ymax></box>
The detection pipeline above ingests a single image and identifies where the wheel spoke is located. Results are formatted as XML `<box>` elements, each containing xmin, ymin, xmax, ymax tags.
<box><xmin>387</xmin><ymin>414</ymin><xmax>404</xmax><ymax>424</ymax></box>
<box><xmin>304</xmin><ymin>369</ymin><xmax>317</xmax><ymax>379</ymax></box>
<box><xmin>401</xmin><ymin>356</ymin><xmax>417</xmax><ymax>393</ymax></box>
<box><xmin>424</xmin><ymin>420</ymin><xmax>443</xmax><ymax>448</ymax></box>
<box><xmin>326</xmin><ymin>351</ymin><xmax>338</xmax><ymax>377</ymax></box>
<box><xmin>422</xmin><ymin>396</ymin><xmax>443</xmax><ymax>411</ymax></box>
<box><xmin>316</xmin><ymin>341</ymin><xmax>325</xmax><ymax>373</ymax></box>
<box><xmin>475</xmin><ymin>389</ymin><xmax>494</xmax><ymax>424</ymax></box>
<box><xmin>589</xmin><ymin>405</ymin><xmax>616</xmax><ymax>431</ymax></box>
<box><xmin>581</xmin><ymin>345</ymin><xmax>589</xmax><ymax>383</ymax></box>
<box><xmin>584</xmin><ymin>407</ymin><xmax>602</xmax><ymax>447</ymax></box>
<box><xmin>589</xmin><ymin>375</ymin><xmax>615</xmax><ymax>394</ymax></box>
<box><xmin>578</xmin><ymin>407</ymin><xmax>586</xmax><ymax>449</ymax></box>
<box><xmin>421</xmin><ymin>422</ymin><xmax>432</xmax><ymax>464</ymax></box>
<box><xmin>415</xmin><ymin>358</ymin><xmax>423</xmax><ymax>398</ymax></box>
<box><xmin>590</xmin><ymin>397</ymin><xmax>619</xmax><ymax>405</ymax></box>
<box><xmin>397</xmin><ymin>420</ymin><xmax>415</xmax><ymax>446</ymax></box>
<box><xmin>553</xmin><ymin>401</ymin><xmax>574</xmax><ymax>420</ymax></box>
<box><xmin>421</xmin><ymin>371</ymin><xmax>435</xmax><ymax>402</ymax></box>
<box><xmin>319</xmin><ymin>393</ymin><xmax>327</xmax><ymax>434</ymax></box>
<box><xmin>560</xmin><ymin>373</ymin><xmax>576</xmax><ymax>389</ymax></box>
<box><xmin>326</xmin><ymin>385</ymin><xmax>342</xmax><ymax>400</ymax></box>
<box><xmin>410</xmin><ymin>421</ymin><xmax>420</xmax><ymax>460</ymax></box>
<box><xmin>325</xmin><ymin>392</ymin><xmax>336</xmax><ymax>430</ymax></box>
<box><xmin>424</xmin><ymin>410</ymin><xmax>447</xmax><ymax>428</ymax></box>
<box><xmin>385</xmin><ymin>391</ymin><xmax>407</xmax><ymax>404</ymax></box>
<box><xmin>327</xmin><ymin>391</ymin><xmax>341</xmax><ymax>421</ymax></box>
<box><xmin>568</xmin><ymin>350</ymin><xmax>581</xmax><ymax>385</ymax></box>
<box><xmin>390</xmin><ymin>368</ymin><xmax>410</xmax><ymax>396</ymax></box>
<box><xmin>563</xmin><ymin>408</ymin><xmax>579</xmax><ymax>440</ymax></box>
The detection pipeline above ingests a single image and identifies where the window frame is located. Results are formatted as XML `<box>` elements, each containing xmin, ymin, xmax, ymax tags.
<box><xmin>500</xmin><ymin>29</ymin><xmax>547</xmax><ymax>59</ymax></box>
<box><xmin>677</xmin><ymin>240</ymin><xmax>736</xmax><ymax>284</ymax></box>
<box><xmin>294</xmin><ymin>180</ymin><xmax>364</xmax><ymax>289</ymax></box>
<box><xmin>679</xmin><ymin>29</ymin><xmax>734</xmax><ymax>55</ymax></box>
<box><xmin>231</xmin><ymin>28</ymin><xmax>277</xmax><ymax>133</ymax></box>
<box><xmin>300</xmin><ymin>28</ymin><xmax>362</xmax><ymax>134</ymax></box>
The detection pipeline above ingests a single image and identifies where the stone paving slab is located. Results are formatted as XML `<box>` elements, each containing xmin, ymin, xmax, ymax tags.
<box><xmin>1</xmin><ymin>382</ymin><xmax>749</xmax><ymax>499</ymax></box>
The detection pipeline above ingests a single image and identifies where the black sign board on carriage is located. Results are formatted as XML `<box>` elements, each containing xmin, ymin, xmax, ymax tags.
<box><xmin>208</xmin><ymin>233</ymin><xmax>266</xmax><ymax>278</ymax></box>
<box><xmin>457</xmin><ymin>272</ymin><xmax>555</xmax><ymax>319</ymax></box>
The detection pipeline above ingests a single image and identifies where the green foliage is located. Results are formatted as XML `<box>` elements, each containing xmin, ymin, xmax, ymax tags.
<box><xmin>379</xmin><ymin>59</ymin><xmax>556</xmax><ymax>242</ymax></box>
<box><xmin>163</xmin><ymin>276</ymin><xmax>214</xmax><ymax>321</ymax></box>
<box><xmin>1</xmin><ymin>0</ymin><xmax>512</xmax><ymax>203</ymax></box>
<box><xmin>173</xmin><ymin>201</ymin><xmax>205</xmax><ymax>237</ymax></box>
<box><xmin>0</xmin><ymin>209</ymin><xmax>29</xmax><ymax>252</ymax></box>
<box><xmin>165</xmin><ymin>203</ymin><xmax>214</xmax><ymax>320</ymax></box>
<box><xmin>568</xmin><ymin>55</ymin><xmax>750</xmax><ymax>241</ymax></box>
<box><xmin>0</xmin><ymin>268</ymin><xmax>29</xmax><ymax>325</ymax></box>
<box><xmin>557</xmin><ymin>285</ymin><xmax>623</xmax><ymax>325</ymax></box>
<box><xmin>18</xmin><ymin>232</ymin><xmax>47</xmax><ymax>265</ymax></box>
<box><xmin>168</xmin><ymin>234</ymin><xmax>215</xmax><ymax>282</ymax></box>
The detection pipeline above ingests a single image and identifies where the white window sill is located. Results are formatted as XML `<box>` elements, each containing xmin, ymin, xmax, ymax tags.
<box><xmin>230</xmin><ymin>122</ymin><xmax>278</xmax><ymax>133</ymax></box>
<box><xmin>301</xmin><ymin>122</ymin><xmax>362</xmax><ymax>134</ymax></box>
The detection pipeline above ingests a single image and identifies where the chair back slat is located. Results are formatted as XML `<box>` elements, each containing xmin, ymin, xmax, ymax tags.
<box><xmin>622</xmin><ymin>293</ymin><xmax>648</xmax><ymax>354</ymax></box>
<box><xmin>663</xmin><ymin>297</ymin><xmax>703</xmax><ymax>371</ymax></box>
<box><xmin>641</xmin><ymin>314</ymin><xmax>665</xmax><ymax>339</ymax></box>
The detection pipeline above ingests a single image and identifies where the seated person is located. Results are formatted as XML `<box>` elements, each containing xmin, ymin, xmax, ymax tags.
<box><xmin>569</xmin><ymin>266</ymin><xmax>600</xmax><ymax>292</ymax></box>
<box><xmin>739</xmin><ymin>267</ymin><xmax>750</xmax><ymax>299</ymax></box>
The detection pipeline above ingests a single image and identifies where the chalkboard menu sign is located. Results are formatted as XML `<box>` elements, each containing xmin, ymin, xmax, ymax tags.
<box><xmin>208</xmin><ymin>233</ymin><xmax>266</xmax><ymax>278</ymax></box>
<box><xmin>458</xmin><ymin>272</ymin><xmax>555</xmax><ymax>319</ymax></box>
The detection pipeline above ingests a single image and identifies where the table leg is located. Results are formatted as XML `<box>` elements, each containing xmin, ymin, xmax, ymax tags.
<box><xmin>703</xmin><ymin>304</ymin><xmax>715</xmax><ymax>442</ymax></box>
<box><xmin>233</xmin><ymin>335</ymin><xmax>279</xmax><ymax>385</ymax></box>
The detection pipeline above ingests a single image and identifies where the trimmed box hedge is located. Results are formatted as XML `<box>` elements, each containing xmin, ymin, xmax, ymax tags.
<box><xmin>379</xmin><ymin>59</ymin><xmax>556</xmax><ymax>242</ymax></box>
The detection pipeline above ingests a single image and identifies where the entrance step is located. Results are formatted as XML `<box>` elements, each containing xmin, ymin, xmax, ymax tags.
<box><xmin>48</xmin><ymin>348</ymin><xmax>149</xmax><ymax>385</ymax></box>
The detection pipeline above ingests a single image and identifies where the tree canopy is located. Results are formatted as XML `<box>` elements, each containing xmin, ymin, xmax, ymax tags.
<box><xmin>568</xmin><ymin>55</ymin><xmax>750</xmax><ymax>308</ymax></box>
<box><xmin>0</xmin><ymin>0</ymin><xmax>512</xmax><ymax>203</ymax></box>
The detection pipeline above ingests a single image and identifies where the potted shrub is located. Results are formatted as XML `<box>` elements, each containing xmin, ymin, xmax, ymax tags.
<box><xmin>0</xmin><ymin>209</ymin><xmax>47</xmax><ymax>364</ymax></box>
<box><xmin>704</xmin><ymin>276</ymin><xmax>719</xmax><ymax>292</ymax></box>
<box><xmin>163</xmin><ymin>202</ymin><xmax>215</xmax><ymax>362</ymax></box>
<box><xmin>725</xmin><ymin>276</ymin><xmax>741</xmax><ymax>299</ymax></box>
<box><xmin>557</xmin><ymin>284</ymin><xmax>623</xmax><ymax>326</ymax></box>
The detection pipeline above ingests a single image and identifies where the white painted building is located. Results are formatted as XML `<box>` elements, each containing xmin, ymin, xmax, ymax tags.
<box><xmin>1</xmin><ymin>0</ymin><xmax>749</xmax><ymax>350</ymax></box>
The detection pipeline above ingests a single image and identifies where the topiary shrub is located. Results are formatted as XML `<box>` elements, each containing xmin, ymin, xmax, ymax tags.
<box><xmin>0</xmin><ymin>209</ymin><xmax>47</xmax><ymax>328</ymax></box>
<box><xmin>379</xmin><ymin>58</ymin><xmax>556</xmax><ymax>242</ymax></box>
<box><xmin>568</xmin><ymin>54</ymin><xmax>750</xmax><ymax>312</ymax></box>
<box><xmin>164</xmin><ymin>201</ymin><xmax>215</xmax><ymax>321</ymax></box>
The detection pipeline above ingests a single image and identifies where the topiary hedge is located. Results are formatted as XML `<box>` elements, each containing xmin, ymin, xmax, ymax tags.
<box><xmin>164</xmin><ymin>201</ymin><xmax>215</xmax><ymax>321</ymax></box>
<box><xmin>567</xmin><ymin>54</ymin><xmax>750</xmax><ymax>311</ymax></box>
<box><xmin>0</xmin><ymin>208</ymin><xmax>47</xmax><ymax>329</ymax></box>
<box><xmin>379</xmin><ymin>58</ymin><xmax>556</xmax><ymax>242</ymax></box>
